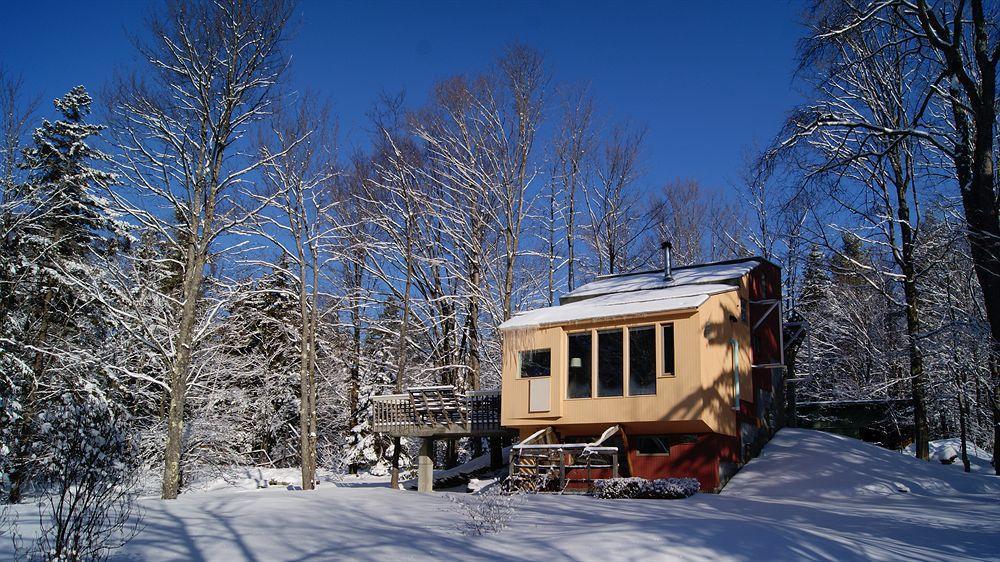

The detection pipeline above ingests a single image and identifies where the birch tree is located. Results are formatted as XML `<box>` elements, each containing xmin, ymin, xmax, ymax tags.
<box><xmin>583</xmin><ymin>122</ymin><xmax>648</xmax><ymax>276</ymax></box>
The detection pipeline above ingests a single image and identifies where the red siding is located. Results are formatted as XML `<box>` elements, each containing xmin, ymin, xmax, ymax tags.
<box><xmin>627</xmin><ymin>433</ymin><xmax>738</xmax><ymax>491</ymax></box>
<box><xmin>749</xmin><ymin>262</ymin><xmax>783</xmax><ymax>367</ymax></box>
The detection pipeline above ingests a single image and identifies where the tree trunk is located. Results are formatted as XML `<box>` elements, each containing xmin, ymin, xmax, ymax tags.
<box><xmin>936</xmin><ymin>2</ymin><xmax>999</xmax><ymax>471</ymax></box>
<box><xmin>161</xmin><ymin>248</ymin><xmax>204</xmax><ymax>499</ymax></box>
<box><xmin>957</xmin><ymin>377</ymin><xmax>971</xmax><ymax>473</ymax></box>
<box><xmin>390</xmin><ymin>201</ymin><xmax>415</xmax><ymax>489</ymax></box>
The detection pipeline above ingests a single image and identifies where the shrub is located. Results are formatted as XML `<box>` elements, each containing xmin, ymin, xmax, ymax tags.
<box><xmin>592</xmin><ymin>477</ymin><xmax>646</xmax><ymax>499</ymax></box>
<box><xmin>643</xmin><ymin>477</ymin><xmax>701</xmax><ymax>498</ymax></box>
<box><xmin>449</xmin><ymin>482</ymin><xmax>524</xmax><ymax>536</ymax></box>
<box><xmin>593</xmin><ymin>477</ymin><xmax>700</xmax><ymax>499</ymax></box>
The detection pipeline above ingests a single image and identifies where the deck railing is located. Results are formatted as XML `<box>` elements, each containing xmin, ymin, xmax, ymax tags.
<box><xmin>371</xmin><ymin>387</ymin><xmax>502</xmax><ymax>436</ymax></box>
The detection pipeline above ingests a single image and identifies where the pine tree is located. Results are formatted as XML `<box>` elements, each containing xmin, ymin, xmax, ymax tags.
<box><xmin>5</xmin><ymin>86</ymin><xmax>124</xmax><ymax>503</ymax></box>
<box><xmin>343</xmin><ymin>298</ymin><xmax>400</xmax><ymax>474</ymax></box>
<box><xmin>224</xmin><ymin>267</ymin><xmax>301</xmax><ymax>465</ymax></box>
<box><xmin>799</xmin><ymin>245</ymin><xmax>830</xmax><ymax>316</ymax></box>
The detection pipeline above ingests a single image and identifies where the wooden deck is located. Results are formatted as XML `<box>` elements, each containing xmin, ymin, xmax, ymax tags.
<box><xmin>371</xmin><ymin>386</ymin><xmax>509</xmax><ymax>438</ymax></box>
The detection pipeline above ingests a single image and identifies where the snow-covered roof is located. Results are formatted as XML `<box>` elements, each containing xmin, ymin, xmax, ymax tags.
<box><xmin>498</xmin><ymin>257</ymin><xmax>767</xmax><ymax>331</ymax></box>
<box><xmin>498</xmin><ymin>283</ymin><xmax>736</xmax><ymax>331</ymax></box>
<box><xmin>562</xmin><ymin>258</ymin><xmax>761</xmax><ymax>303</ymax></box>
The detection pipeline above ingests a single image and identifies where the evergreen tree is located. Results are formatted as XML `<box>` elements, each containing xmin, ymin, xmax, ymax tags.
<box><xmin>799</xmin><ymin>245</ymin><xmax>831</xmax><ymax>316</ymax></box>
<box><xmin>4</xmin><ymin>86</ymin><xmax>123</xmax><ymax>503</ymax></box>
<box><xmin>343</xmin><ymin>298</ymin><xmax>401</xmax><ymax>474</ymax></box>
<box><xmin>224</xmin><ymin>267</ymin><xmax>301</xmax><ymax>465</ymax></box>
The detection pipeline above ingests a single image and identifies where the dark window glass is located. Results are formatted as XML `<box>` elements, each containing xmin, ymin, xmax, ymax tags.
<box><xmin>597</xmin><ymin>329</ymin><xmax>624</xmax><ymax>397</ymax></box>
<box><xmin>519</xmin><ymin>349</ymin><xmax>551</xmax><ymax>378</ymax></box>
<box><xmin>628</xmin><ymin>326</ymin><xmax>656</xmax><ymax>395</ymax></box>
<box><xmin>662</xmin><ymin>324</ymin><xmax>675</xmax><ymax>375</ymax></box>
<box><xmin>567</xmin><ymin>332</ymin><xmax>592</xmax><ymax>398</ymax></box>
<box><xmin>636</xmin><ymin>436</ymin><xmax>671</xmax><ymax>455</ymax></box>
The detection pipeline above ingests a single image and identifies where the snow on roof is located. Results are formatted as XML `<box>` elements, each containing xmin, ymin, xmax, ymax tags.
<box><xmin>562</xmin><ymin>258</ymin><xmax>761</xmax><ymax>302</ymax></box>
<box><xmin>499</xmin><ymin>283</ymin><xmax>736</xmax><ymax>331</ymax></box>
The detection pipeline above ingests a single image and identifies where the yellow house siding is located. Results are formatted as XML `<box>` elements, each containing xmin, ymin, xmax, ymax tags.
<box><xmin>698</xmin><ymin>289</ymin><xmax>752</xmax><ymax>437</ymax></box>
<box><xmin>500</xmin><ymin>278</ymin><xmax>754</xmax><ymax>438</ymax></box>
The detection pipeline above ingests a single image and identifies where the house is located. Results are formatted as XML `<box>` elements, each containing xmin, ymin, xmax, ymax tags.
<box><xmin>497</xmin><ymin>244</ymin><xmax>785</xmax><ymax>491</ymax></box>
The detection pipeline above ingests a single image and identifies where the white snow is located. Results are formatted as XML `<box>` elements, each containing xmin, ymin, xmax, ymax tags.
<box><xmin>3</xmin><ymin>429</ymin><xmax>997</xmax><ymax>561</ymax></box>
<box><xmin>499</xmin><ymin>283</ymin><xmax>736</xmax><ymax>330</ymax></box>
<box><xmin>563</xmin><ymin>260</ymin><xmax>759</xmax><ymax>301</ymax></box>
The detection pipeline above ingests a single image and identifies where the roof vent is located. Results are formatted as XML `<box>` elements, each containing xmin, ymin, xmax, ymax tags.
<box><xmin>661</xmin><ymin>240</ymin><xmax>673</xmax><ymax>281</ymax></box>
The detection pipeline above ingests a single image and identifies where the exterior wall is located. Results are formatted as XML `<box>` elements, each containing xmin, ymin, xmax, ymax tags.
<box><xmin>501</xmin><ymin>326</ymin><xmax>565</xmax><ymax>423</ymax></box>
<box><xmin>628</xmin><ymin>433</ymin><xmax>739</xmax><ymax>491</ymax></box>
<box><xmin>515</xmin><ymin>424</ymin><xmax>737</xmax><ymax>491</ymax></box>
<box><xmin>502</xmin><ymin>307</ymin><xmax>725</xmax><ymax>431</ymax></box>
<box><xmin>698</xmin><ymin>289</ymin><xmax>753</xmax><ymax>438</ymax></box>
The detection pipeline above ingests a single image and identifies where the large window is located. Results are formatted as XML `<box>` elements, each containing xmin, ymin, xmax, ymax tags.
<box><xmin>662</xmin><ymin>324</ymin><xmax>675</xmax><ymax>376</ymax></box>
<box><xmin>597</xmin><ymin>329</ymin><xmax>624</xmax><ymax>397</ymax></box>
<box><xmin>519</xmin><ymin>349</ymin><xmax>551</xmax><ymax>378</ymax></box>
<box><xmin>567</xmin><ymin>332</ymin><xmax>592</xmax><ymax>398</ymax></box>
<box><xmin>628</xmin><ymin>326</ymin><xmax>656</xmax><ymax>395</ymax></box>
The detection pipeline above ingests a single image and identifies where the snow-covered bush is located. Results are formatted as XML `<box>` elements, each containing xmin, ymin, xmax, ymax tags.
<box><xmin>450</xmin><ymin>483</ymin><xmax>524</xmax><ymax>536</ymax></box>
<box><xmin>644</xmin><ymin>478</ymin><xmax>701</xmax><ymax>498</ymax></box>
<box><xmin>593</xmin><ymin>477</ymin><xmax>700</xmax><ymax>499</ymax></box>
<box><xmin>32</xmin><ymin>387</ymin><xmax>141</xmax><ymax>561</ymax></box>
<box><xmin>592</xmin><ymin>477</ymin><xmax>647</xmax><ymax>499</ymax></box>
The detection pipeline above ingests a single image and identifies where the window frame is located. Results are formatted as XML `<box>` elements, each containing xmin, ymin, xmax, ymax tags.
<box><xmin>659</xmin><ymin>322</ymin><xmax>676</xmax><ymax>378</ymax></box>
<box><xmin>566</xmin><ymin>329</ymin><xmax>594</xmax><ymax>400</ymax></box>
<box><xmin>596</xmin><ymin>327</ymin><xmax>625</xmax><ymax>398</ymax></box>
<box><xmin>518</xmin><ymin>348</ymin><xmax>552</xmax><ymax>379</ymax></box>
<box><xmin>563</xmin><ymin>319</ymin><xmax>679</xmax><ymax>400</ymax></box>
<box><xmin>626</xmin><ymin>324</ymin><xmax>657</xmax><ymax>396</ymax></box>
<box><xmin>730</xmin><ymin>337</ymin><xmax>741</xmax><ymax>410</ymax></box>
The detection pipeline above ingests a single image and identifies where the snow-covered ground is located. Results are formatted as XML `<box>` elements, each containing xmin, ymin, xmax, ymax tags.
<box><xmin>904</xmin><ymin>438</ymin><xmax>996</xmax><ymax>475</ymax></box>
<box><xmin>3</xmin><ymin>429</ymin><xmax>998</xmax><ymax>561</ymax></box>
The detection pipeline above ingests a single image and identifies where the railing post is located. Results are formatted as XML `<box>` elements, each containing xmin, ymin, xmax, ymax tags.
<box><xmin>612</xmin><ymin>453</ymin><xmax>619</xmax><ymax>479</ymax></box>
<box><xmin>559</xmin><ymin>449</ymin><xmax>566</xmax><ymax>492</ymax></box>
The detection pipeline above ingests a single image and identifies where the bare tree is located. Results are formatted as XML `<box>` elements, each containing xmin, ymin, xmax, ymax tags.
<box><xmin>800</xmin><ymin>0</ymin><xmax>1000</xmax><ymax>465</ymax></box>
<box><xmin>551</xmin><ymin>84</ymin><xmax>595</xmax><ymax>293</ymax></box>
<box><xmin>775</xmin><ymin>12</ymin><xmax>956</xmax><ymax>458</ymax></box>
<box><xmin>583</xmin><ymin>122</ymin><xmax>648</xmax><ymax>275</ymax></box>
<box><xmin>494</xmin><ymin>44</ymin><xmax>547</xmax><ymax>321</ymax></box>
<box><xmin>107</xmin><ymin>0</ymin><xmax>295</xmax><ymax>499</ymax></box>
<box><xmin>249</xmin><ymin>95</ymin><xmax>337</xmax><ymax>490</ymax></box>
<box><xmin>646</xmin><ymin>178</ymin><xmax>741</xmax><ymax>266</ymax></box>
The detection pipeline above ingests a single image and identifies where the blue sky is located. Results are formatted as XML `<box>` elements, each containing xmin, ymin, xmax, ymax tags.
<box><xmin>1</xmin><ymin>0</ymin><xmax>806</xmax><ymax>196</ymax></box>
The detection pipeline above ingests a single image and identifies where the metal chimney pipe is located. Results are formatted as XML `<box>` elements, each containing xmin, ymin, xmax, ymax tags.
<box><xmin>661</xmin><ymin>240</ymin><xmax>673</xmax><ymax>281</ymax></box>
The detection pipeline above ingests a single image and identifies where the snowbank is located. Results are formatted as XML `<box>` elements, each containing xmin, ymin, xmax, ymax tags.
<box><xmin>723</xmin><ymin>428</ymin><xmax>999</xmax><ymax>499</ymax></box>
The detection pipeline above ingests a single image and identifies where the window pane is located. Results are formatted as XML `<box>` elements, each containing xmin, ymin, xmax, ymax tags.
<box><xmin>597</xmin><ymin>329</ymin><xmax>623</xmax><ymax>397</ymax></box>
<box><xmin>629</xmin><ymin>326</ymin><xmax>656</xmax><ymax>395</ymax></box>
<box><xmin>636</xmin><ymin>436</ymin><xmax>671</xmax><ymax>455</ymax></box>
<box><xmin>519</xmin><ymin>349</ymin><xmax>551</xmax><ymax>378</ymax></box>
<box><xmin>567</xmin><ymin>332</ymin><xmax>592</xmax><ymax>398</ymax></box>
<box><xmin>662</xmin><ymin>324</ymin><xmax>675</xmax><ymax>375</ymax></box>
